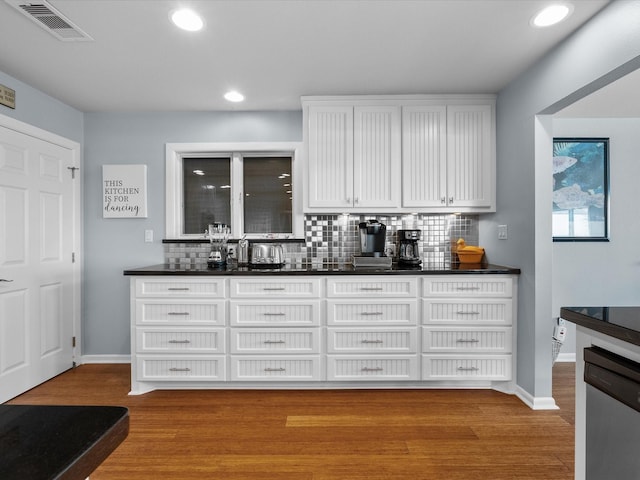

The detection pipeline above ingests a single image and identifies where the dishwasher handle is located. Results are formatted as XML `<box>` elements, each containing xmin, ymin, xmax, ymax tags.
<box><xmin>584</xmin><ymin>346</ymin><xmax>640</xmax><ymax>413</ymax></box>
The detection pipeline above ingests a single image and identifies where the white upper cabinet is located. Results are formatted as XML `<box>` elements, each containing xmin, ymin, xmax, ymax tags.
<box><xmin>303</xmin><ymin>96</ymin><xmax>496</xmax><ymax>213</ymax></box>
<box><xmin>445</xmin><ymin>104</ymin><xmax>493</xmax><ymax>209</ymax></box>
<box><xmin>307</xmin><ymin>105</ymin><xmax>354</xmax><ymax>209</ymax></box>
<box><xmin>306</xmin><ymin>103</ymin><xmax>400</xmax><ymax>210</ymax></box>
<box><xmin>401</xmin><ymin>105</ymin><xmax>448</xmax><ymax>208</ymax></box>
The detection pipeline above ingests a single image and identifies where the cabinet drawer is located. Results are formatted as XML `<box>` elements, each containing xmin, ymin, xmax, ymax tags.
<box><xmin>230</xmin><ymin>356</ymin><xmax>321</xmax><ymax>381</ymax></box>
<box><xmin>327</xmin><ymin>300</ymin><xmax>417</xmax><ymax>325</ymax></box>
<box><xmin>422</xmin><ymin>299</ymin><xmax>512</xmax><ymax>325</ymax></box>
<box><xmin>230</xmin><ymin>328</ymin><xmax>320</xmax><ymax>354</ymax></box>
<box><xmin>327</xmin><ymin>328</ymin><xmax>418</xmax><ymax>353</ymax></box>
<box><xmin>135</xmin><ymin>278</ymin><xmax>225</xmax><ymax>298</ymax></box>
<box><xmin>136</xmin><ymin>327</ymin><xmax>226</xmax><ymax>354</ymax></box>
<box><xmin>229</xmin><ymin>300</ymin><xmax>321</xmax><ymax>326</ymax></box>
<box><xmin>327</xmin><ymin>355</ymin><xmax>419</xmax><ymax>381</ymax></box>
<box><xmin>229</xmin><ymin>278</ymin><xmax>321</xmax><ymax>298</ymax></box>
<box><xmin>422</xmin><ymin>276</ymin><xmax>513</xmax><ymax>297</ymax></box>
<box><xmin>137</xmin><ymin>355</ymin><xmax>226</xmax><ymax>381</ymax></box>
<box><xmin>135</xmin><ymin>300</ymin><xmax>226</xmax><ymax>325</ymax></box>
<box><xmin>421</xmin><ymin>355</ymin><xmax>512</xmax><ymax>380</ymax></box>
<box><xmin>327</xmin><ymin>277</ymin><xmax>417</xmax><ymax>298</ymax></box>
<box><xmin>422</xmin><ymin>327</ymin><xmax>512</xmax><ymax>353</ymax></box>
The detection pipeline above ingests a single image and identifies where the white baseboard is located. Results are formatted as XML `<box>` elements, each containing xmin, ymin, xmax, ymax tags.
<box><xmin>555</xmin><ymin>352</ymin><xmax>576</xmax><ymax>362</ymax></box>
<box><xmin>79</xmin><ymin>354</ymin><xmax>131</xmax><ymax>364</ymax></box>
<box><xmin>515</xmin><ymin>385</ymin><xmax>560</xmax><ymax>410</ymax></box>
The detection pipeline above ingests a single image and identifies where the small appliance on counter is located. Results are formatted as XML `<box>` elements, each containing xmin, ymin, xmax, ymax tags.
<box><xmin>206</xmin><ymin>223</ymin><xmax>230</xmax><ymax>268</ymax></box>
<box><xmin>237</xmin><ymin>236</ymin><xmax>249</xmax><ymax>266</ymax></box>
<box><xmin>249</xmin><ymin>243</ymin><xmax>285</xmax><ymax>268</ymax></box>
<box><xmin>352</xmin><ymin>220</ymin><xmax>391</xmax><ymax>268</ymax></box>
<box><xmin>397</xmin><ymin>229</ymin><xmax>421</xmax><ymax>266</ymax></box>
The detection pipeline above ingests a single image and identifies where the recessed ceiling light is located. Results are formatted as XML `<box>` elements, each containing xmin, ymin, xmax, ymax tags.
<box><xmin>224</xmin><ymin>90</ymin><xmax>245</xmax><ymax>103</ymax></box>
<box><xmin>171</xmin><ymin>9</ymin><xmax>204</xmax><ymax>32</ymax></box>
<box><xmin>531</xmin><ymin>4</ymin><xmax>573</xmax><ymax>27</ymax></box>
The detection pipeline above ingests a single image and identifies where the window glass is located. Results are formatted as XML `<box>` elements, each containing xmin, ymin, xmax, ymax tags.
<box><xmin>243</xmin><ymin>156</ymin><xmax>292</xmax><ymax>234</ymax></box>
<box><xmin>182</xmin><ymin>157</ymin><xmax>231</xmax><ymax>234</ymax></box>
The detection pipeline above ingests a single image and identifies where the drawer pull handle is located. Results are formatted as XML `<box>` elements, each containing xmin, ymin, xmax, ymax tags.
<box><xmin>168</xmin><ymin>287</ymin><xmax>190</xmax><ymax>291</ymax></box>
<box><xmin>456</xmin><ymin>287</ymin><xmax>481</xmax><ymax>291</ymax></box>
<box><xmin>168</xmin><ymin>312</ymin><xmax>190</xmax><ymax>316</ymax></box>
<box><xmin>263</xmin><ymin>287</ymin><xmax>286</xmax><ymax>291</ymax></box>
<box><xmin>457</xmin><ymin>366</ymin><xmax>480</xmax><ymax>372</ymax></box>
<box><xmin>360</xmin><ymin>312</ymin><xmax>383</xmax><ymax>316</ymax></box>
<box><xmin>263</xmin><ymin>313</ymin><xmax>286</xmax><ymax>316</ymax></box>
<box><xmin>263</xmin><ymin>340</ymin><xmax>286</xmax><ymax>344</ymax></box>
<box><xmin>360</xmin><ymin>287</ymin><xmax>384</xmax><ymax>291</ymax></box>
<box><xmin>456</xmin><ymin>311</ymin><xmax>480</xmax><ymax>315</ymax></box>
<box><xmin>456</xmin><ymin>339</ymin><xmax>480</xmax><ymax>343</ymax></box>
<box><xmin>361</xmin><ymin>339</ymin><xmax>384</xmax><ymax>344</ymax></box>
<box><xmin>168</xmin><ymin>340</ymin><xmax>191</xmax><ymax>344</ymax></box>
<box><xmin>169</xmin><ymin>367</ymin><xmax>191</xmax><ymax>372</ymax></box>
<box><xmin>264</xmin><ymin>367</ymin><xmax>286</xmax><ymax>372</ymax></box>
<box><xmin>361</xmin><ymin>367</ymin><xmax>384</xmax><ymax>372</ymax></box>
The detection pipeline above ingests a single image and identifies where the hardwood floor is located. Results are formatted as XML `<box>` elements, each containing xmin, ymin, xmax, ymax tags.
<box><xmin>7</xmin><ymin>363</ymin><xmax>575</xmax><ymax>480</ymax></box>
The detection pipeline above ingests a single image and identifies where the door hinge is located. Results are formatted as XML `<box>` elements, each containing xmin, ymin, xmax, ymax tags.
<box><xmin>72</xmin><ymin>336</ymin><xmax>76</xmax><ymax>347</ymax></box>
<box><xmin>72</xmin><ymin>252</ymin><xmax>75</xmax><ymax>263</ymax></box>
<box><xmin>67</xmin><ymin>166</ymin><xmax>79</xmax><ymax>179</ymax></box>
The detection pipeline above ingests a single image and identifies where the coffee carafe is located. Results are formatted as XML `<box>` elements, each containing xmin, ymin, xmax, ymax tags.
<box><xmin>398</xmin><ymin>229</ymin><xmax>421</xmax><ymax>265</ymax></box>
<box><xmin>359</xmin><ymin>220</ymin><xmax>386</xmax><ymax>257</ymax></box>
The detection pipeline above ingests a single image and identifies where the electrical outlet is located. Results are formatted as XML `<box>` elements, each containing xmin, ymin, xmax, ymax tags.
<box><xmin>144</xmin><ymin>229</ymin><xmax>153</xmax><ymax>243</ymax></box>
<box><xmin>497</xmin><ymin>225</ymin><xmax>508</xmax><ymax>240</ymax></box>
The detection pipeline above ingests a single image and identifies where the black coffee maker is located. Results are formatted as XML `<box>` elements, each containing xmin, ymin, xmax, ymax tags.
<box><xmin>358</xmin><ymin>220</ymin><xmax>386</xmax><ymax>256</ymax></box>
<box><xmin>398</xmin><ymin>229</ymin><xmax>421</xmax><ymax>265</ymax></box>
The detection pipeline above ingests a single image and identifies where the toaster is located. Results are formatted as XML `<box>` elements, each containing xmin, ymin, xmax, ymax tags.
<box><xmin>249</xmin><ymin>243</ymin><xmax>285</xmax><ymax>267</ymax></box>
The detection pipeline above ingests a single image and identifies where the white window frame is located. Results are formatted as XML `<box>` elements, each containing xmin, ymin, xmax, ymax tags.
<box><xmin>166</xmin><ymin>142</ymin><xmax>304</xmax><ymax>239</ymax></box>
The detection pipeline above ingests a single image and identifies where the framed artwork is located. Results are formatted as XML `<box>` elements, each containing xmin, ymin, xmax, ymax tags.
<box><xmin>552</xmin><ymin>138</ymin><xmax>609</xmax><ymax>241</ymax></box>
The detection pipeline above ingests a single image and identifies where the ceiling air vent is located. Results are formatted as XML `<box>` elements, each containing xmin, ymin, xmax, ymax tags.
<box><xmin>5</xmin><ymin>0</ymin><xmax>93</xmax><ymax>41</ymax></box>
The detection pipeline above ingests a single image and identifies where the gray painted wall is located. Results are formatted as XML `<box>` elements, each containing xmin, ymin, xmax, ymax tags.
<box><xmin>0</xmin><ymin>71</ymin><xmax>83</xmax><ymax>143</ymax></box>
<box><xmin>552</xmin><ymin>117</ymin><xmax>640</xmax><ymax>356</ymax></box>
<box><xmin>481</xmin><ymin>1</ymin><xmax>640</xmax><ymax>399</ymax></box>
<box><xmin>83</xmin><ymin>112</ymin><xmax>302</xmax><ymax>354</ymax></box>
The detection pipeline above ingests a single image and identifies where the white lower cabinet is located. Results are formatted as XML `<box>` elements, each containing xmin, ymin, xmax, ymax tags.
<box><xmin>129</xmin><ymin>274</ymin><xmax>516</xmax><ymax>393</ymax></box>
<box><xmin>230</xmin><ymin>356</ymin><xmax>321</xmax><ymax>381</ymax></box>
<box><xmin>136</xmin><ymin>355</ymin><xmax>226</xmax><ymax>381</ymax></box>
<box><xmin>421</xmin><ymin>275</ymin><xmax>516</xmax><ymax>383</ymax></box>
<box><xmin>327</xmin><ymin>355</ymin><xmax>419</xmax><ymax>381</ymax></box>
<box><xmin>228</xmin><ymin>277</ymin><xmax>322</xmax><ymax>382</ymax></box>
<box><xmin>326</xmin><ymin>277</ymin><xmax>420</xmax><ymax>381</ymax></box>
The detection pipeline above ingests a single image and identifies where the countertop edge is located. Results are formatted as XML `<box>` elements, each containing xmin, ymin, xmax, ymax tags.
<box><xmin>123</xmin><ymin>263</ymin><xmax>521</xmax><ymax>276</ymax></box>
<box><xmin>560</xmin><ymin>307</ymin><xmax>640</xmax><ymax>348</ymax></box>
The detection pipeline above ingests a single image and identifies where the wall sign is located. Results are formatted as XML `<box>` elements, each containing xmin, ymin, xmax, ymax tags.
<box><xmin>0</xmin><ymin>83</ymin><xmax>16</xmax><ymax>109</ymax></box>
<box><xmin>102</xmin><ymin>164</ymin><xmax>148</xmax><ymax>218</ymax></box>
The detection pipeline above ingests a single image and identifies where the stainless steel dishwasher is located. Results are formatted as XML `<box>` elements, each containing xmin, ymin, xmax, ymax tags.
<box><xmin>584</xmin><ymin>346</ymin><xmax>640</xmax><ymax>480</ymax></box>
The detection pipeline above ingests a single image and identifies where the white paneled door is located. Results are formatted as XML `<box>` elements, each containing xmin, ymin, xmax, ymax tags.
<box><xmin>0</xmin><ymin>121</ymin><xmax>79</xmax><ymax>403</ymax></box>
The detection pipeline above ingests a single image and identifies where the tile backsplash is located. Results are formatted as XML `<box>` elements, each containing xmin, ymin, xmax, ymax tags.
<box><xmin>165</xmin><ymin>213</ymin><xmax>478</xmax><ymax>267</ymax></box>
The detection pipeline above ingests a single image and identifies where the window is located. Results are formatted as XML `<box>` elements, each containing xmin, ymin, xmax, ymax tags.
<box><xmin>166</xmin><ymin>143</ymin><xmax>303</xmax><ymax>239</ymax></box>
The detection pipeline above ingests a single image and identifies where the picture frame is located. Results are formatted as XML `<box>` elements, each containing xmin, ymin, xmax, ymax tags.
<box><xmin>552</xmin><ymin>137</ymin><xmax>609</xmax><ymax>241</ymax></box>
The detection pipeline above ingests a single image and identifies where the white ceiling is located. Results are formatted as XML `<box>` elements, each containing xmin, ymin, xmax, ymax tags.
<box><xmin>0</xmin><ymin>0</ymin><xmax>614</xmax><ymax>113</ymax></box>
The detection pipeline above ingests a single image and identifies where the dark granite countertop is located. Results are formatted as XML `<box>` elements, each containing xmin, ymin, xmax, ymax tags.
<box><xmin>0</xmin><ymin>405</ymin><xmax>129</xmax><ymax>480</ymax></box>
<box><xmin>124</xmin><ymin>262</ymin><xmax>520</xmax><ymax>276</ymax></box>
<box><xmin>561</xmin><ymin>306</ymin><xmax>640</xmax><ymax>347</ymax></box>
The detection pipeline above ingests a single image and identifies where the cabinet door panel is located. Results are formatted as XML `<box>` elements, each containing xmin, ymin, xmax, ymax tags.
<box><xmin>353</xmin><ymin>106</ymin><xmax>401</xmax><ymax>208</ymax></box>
<box><xmin>446</xmin><ymin>105</ymin><xmax>493</xmax><ymax>208</ymax></box>
<box><xmin>402</xmin><ymin>105</ymin><xmax>447</xmax><ymax>207</ymax></box>
<box><xmin>307</xmin><ymin>106</ymin><xmax>353</xmax><ymax>208</ymax></box>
